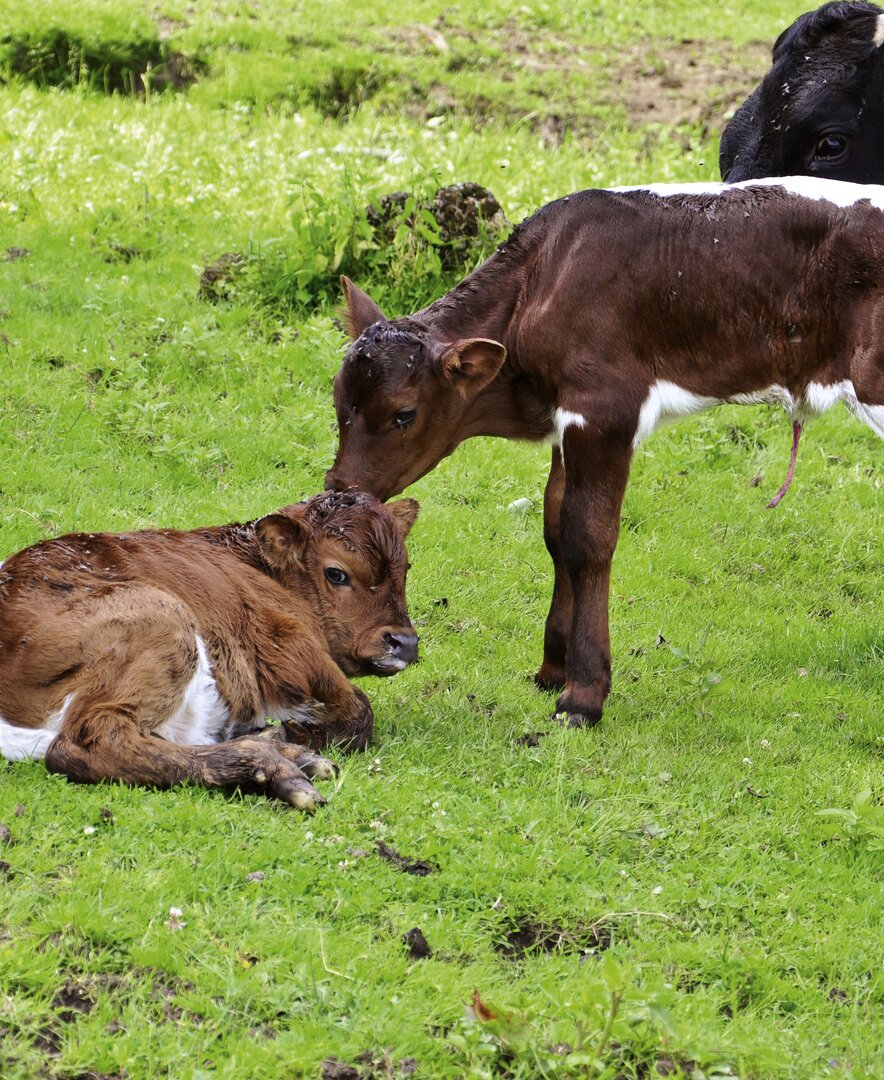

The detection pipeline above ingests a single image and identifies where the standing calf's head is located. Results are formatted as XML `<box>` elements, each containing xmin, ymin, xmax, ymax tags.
<box><xmin>720</xmin><ymin>1</ymin><xmax>884</xmax><ymax>183</ymax></box>
<box><xmin>325</xmin><ymin>278</ymin><xmax>507</xmax><ymax>501</ymax></box>
<box><xmin>257</xmin><ymin>491</ymin><xmax>420</xmax><ymax>677</ymax></box>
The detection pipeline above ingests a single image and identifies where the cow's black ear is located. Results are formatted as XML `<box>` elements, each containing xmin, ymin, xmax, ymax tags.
<box><xmin>340</xmin><ymin>277</ymin><xmax>386</xmax><ymax>341</ymax></box>
<box><xmin>256</xmin><ymin>511</ymin><xmax>311</xmax><ymax>569</ymax></box>
<box><xmin>774</xmin><ymin>4</ymin><xmax>881</xmax><ymax>61</ymax></box>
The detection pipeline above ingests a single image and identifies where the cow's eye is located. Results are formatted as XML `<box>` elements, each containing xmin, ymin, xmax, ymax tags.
<box><xmin>394</xmin><ymin>408</ymin><xmax>416</xmax><ymax>430</ymax></box>
<box><xmin>325</xmin><ymin>567</ymin><xmax>350</xmax><ymax>586</ymax></box>
<box><xmin>814</xmin><ymin>133</ymin><xmax>847</xmax><ymax>161</ymax></box>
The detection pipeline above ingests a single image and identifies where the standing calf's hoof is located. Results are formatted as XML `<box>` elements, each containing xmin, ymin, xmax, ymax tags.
<box><xmin>553</xmin><ymin>710</ymin><xmax>602</xmax><ymax>729</ymax></box>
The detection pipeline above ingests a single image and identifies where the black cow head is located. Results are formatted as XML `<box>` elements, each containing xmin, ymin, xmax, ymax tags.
<box><xmin>720</xmin><ymin>1</ymin><xmax>884</xmax><ymax>182</ymax></box>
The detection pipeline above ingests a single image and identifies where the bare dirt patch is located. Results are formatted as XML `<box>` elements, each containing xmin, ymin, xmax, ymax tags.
<box><xmin>493</xmin><ymin>916</ymin><xmax>612</xmax><ymax>960</ymax></box>
<box><xmin>610</xmin><ymin>40</ymin><xmax>770</xmax><ymax>132</ymax></box>
<box><xmin>389</xmin><ymin>22</ymin><xmax>770</xmax><ymax>138</ymax></box>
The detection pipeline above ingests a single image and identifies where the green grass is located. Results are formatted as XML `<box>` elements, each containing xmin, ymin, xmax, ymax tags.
<box><xmin>0</xmin><ymin>1</ymin><xmax>882</xmax><ymax>1077</ymax></box>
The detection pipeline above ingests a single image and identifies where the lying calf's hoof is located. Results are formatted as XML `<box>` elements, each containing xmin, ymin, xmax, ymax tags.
<box><xmin>281</xmin><ymin>783</ymin><xmax>328</xmax><ymax>812</ymax></box>
<box><xmin>251</xmin><ymin>750</ymin><xmax>332</xmax><ymax>811</ymax></box>
<box><xmin>553</xmin><ymin>709</ymin><xmax>602</xmax><ymax>729</ymax></box>
<box><xmin>292</xmin><ymin>751</ymin><xmax>338</xmax><ymax>781</ymax></box>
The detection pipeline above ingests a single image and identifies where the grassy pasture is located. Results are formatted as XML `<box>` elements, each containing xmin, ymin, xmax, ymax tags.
<box><xmin>0</xmin><ymin>1</ymin><xmax>882</xmax><ymax>1077</ymax></box>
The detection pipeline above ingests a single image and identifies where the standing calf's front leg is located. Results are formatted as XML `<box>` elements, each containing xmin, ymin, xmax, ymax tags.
<box><xmin>554</xmin><ymin>427</ymin><xmax>634</xmax><ymax>727</ymax></box>
<box><xmin>536</xmin><ymin>446</ymin><xmax>570</xmax><ymax>692</ymax></box>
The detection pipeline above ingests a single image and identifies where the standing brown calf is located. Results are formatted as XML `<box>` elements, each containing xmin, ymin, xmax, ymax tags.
<box><xmin>326</xmin><ymin>177</ymin><xmax>884</xmax><ymax>728</ymax></box>
<box><xmin>0</xmin><ymin>491</ymin><xmax>419</xmax><ymax>810</ymax></box>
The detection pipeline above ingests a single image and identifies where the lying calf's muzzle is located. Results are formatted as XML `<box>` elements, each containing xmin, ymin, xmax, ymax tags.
<box><xmin>361</xmin><ymin>625</ymin><xmax>419</xmax><ymax>674</ymax></box>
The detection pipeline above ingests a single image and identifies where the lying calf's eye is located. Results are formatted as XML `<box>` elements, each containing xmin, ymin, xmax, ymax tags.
<box><xmin>394</xmin><ymin>408</ymin><xmax>417</xmax><ymax>429</ymax></box>
<box><xmin>325</xmin><ymin>567</ymin><xmax>350</xmax><ymax>586</ymax></box>
<box><xmin>814</xmin><ymin>133</ymin><xmax>847</xmax><ymax>160</ymax></box>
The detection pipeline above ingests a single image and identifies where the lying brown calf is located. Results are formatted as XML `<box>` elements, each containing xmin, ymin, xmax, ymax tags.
<box><xmin>326</xmin><ymin>177</ymin><xmax>884</xmax><ymax>729</ymax></box>
<box><xmin>0</xmin><ymin>491</ymin><xmax>419</xmax><ymax>810</ymax></box>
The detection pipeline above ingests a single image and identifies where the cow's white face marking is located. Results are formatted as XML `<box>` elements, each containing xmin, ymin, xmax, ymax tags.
<box><xmin>551</xmin><ymin>408</ymin><xmax>586</xmax><ymax>449</ymax></box>
<box><xmin>156</xmin><ymin>637</ymin><xmax>229</xmax><ymax>746</ymax></box>
<box><xmin>616</xmin><ymin>176</ymin><xmax>884</xmax><ymax>212</ymax></box>
<box><xmin>875</xmin><ymin>14</ymin><xmax>884</xmax><ymax>47</ymax></box>
<box><xmin>0</xmin><ymin>694</ymin><xmax>73</xmax><ymax>762</ymax></box>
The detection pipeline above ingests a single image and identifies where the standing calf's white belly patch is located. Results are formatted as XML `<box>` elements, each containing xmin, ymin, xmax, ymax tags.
<box><xmin>156</xmin><ymin>637</ymin><xmax>229</xmax><ymax>745</ymax></box>
<box><xmin>0</xmin><ymin>694</ymin><xmax>74</xmax><ymax>762</ymax></box>
<box><xmin>633</xmin><ymin>378</ymin><xmax>881</xmax><ymax>447</ymax></box>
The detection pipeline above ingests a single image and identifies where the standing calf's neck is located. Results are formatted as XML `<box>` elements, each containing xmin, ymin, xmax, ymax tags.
<box><xmin>327</xmin><ymin>179</ymin><xmax>884</xmax><ymax>727</ymax></box>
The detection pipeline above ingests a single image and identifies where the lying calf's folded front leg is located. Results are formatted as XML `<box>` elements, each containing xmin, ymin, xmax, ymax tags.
<box><xmin>45</xmin><ymin>705</ymin><xmax>329</xmax><ymax>811</ymax></box>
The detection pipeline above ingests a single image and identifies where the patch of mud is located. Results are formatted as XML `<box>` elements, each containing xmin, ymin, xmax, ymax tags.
<box><xmin>2</xmin><ymin>30</ymin><xmax>205</xmax><ymax>94</ymax></box>
<box><xmin>366</xmin><ymin>182</ymin><xmax>507</xmax><ymax>268</ymax></box>
<box><xmin>198</xmin><ymin>252</ymin><xmax>246</xmax><ymax>302</ymax></box>
<box><xmin>322</xmin><ymin>1053</ymin><xmax>417</xmax><ymax>1079</ymax></box>
<box><xmin>493</xmin><ymin>916</ymin><xmax>612</xmax><ymax>960</ymax></box>
<box><xmin>376</xmin><ymin>841</ymin><xmax>437</xmax><ymax>876</ymax></box>
<box><xmin>402</xmin><ymin>926</ymin><xmax>432</xmax><ymax>959</ymax></box>
<box><xmin>2</xmin><ymin>247</ymin><xmax>30</xmax><ymax>261</ymax></box>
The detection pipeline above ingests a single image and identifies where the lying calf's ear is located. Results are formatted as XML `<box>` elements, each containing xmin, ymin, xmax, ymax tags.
<box><xmin>387</xmin><ymin>498</ymin><xmax>420</xmax><ymax>540</ymax></box>
<box><xmin>340</xmin><ymin>276</ymin><xmax>387</xmax><ymax>341</ymax></box>
<box><xmin>256</xmin><ymin>513</ymin><xmax>311</xmax><ymax>568</ymax></box>
<box><xmin>440</xmin><ymin>338</ymin><xmax>507</xmax><ymax>396</ymax></box>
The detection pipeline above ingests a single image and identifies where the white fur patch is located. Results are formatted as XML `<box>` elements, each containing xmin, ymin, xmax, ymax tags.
<box><xmin>634</xmin><ymin>381</ymin><xmax>718</xmax><ymax>445</ymax></box>
<box><xmin>633</xmin><ymin>378</ymin><xmax>884</xmax><ymax>447</ymax></box>
<box><xmin>0</xmin><ymin>694</ymin><xmax>74</xmax><ymax>763</ymax></box>
<box><xmin>550</xmin><ymin>407</ymin><xmax>587</xmax><ymax>449</ymax></box>
<box><xmin>875</xmin><ymin>14</ymin><xmax>884</xmax><ymax>48</ymax></box>
<box><xmin>616</xmin><ymin>176</ymin><xmax>884</xmax><ymax>212</ymax></box>
<box><xmin>156</xmin><ymin>637</ymin><xmax>229</xmax><ymax>746</ymax></box>
<box><xmin>809</xmin><ymin>379</ymin><xmax>884</xmax><ymax>439</ymax></box>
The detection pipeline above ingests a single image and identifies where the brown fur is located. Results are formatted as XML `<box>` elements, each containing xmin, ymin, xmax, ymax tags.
<box><xmin>326</xmin><ymin>183</ymin><xmax>884</xmax><ymax>727</ymax></box>
<box><xmin>0</xmin><ymin>491</ymin><xmax>419</xmax><ymax>810</ymax></box>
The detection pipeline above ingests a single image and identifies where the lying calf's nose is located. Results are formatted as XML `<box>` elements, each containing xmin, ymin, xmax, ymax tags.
<box><xmin>324</xmin><ymin>469</ymin><xmax>340</xmax><ymax>492</ymax></box>
<box><xmin>383</xmin><ymin>630</ymin><xmax>419</xmax><ymax>664</ymax></box>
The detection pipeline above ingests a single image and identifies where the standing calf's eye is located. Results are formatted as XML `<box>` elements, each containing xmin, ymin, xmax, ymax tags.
<box><xmin>394</xmin><ymin>409</ymin><xmax>417</xmax><ymax>430</ymax></box>
<box><xmin>814</xmin><ymin>134</ymin><xmax>847</xmax><ymax>161</ymax></box>
<box><xmin>325</xmin><ymin>567</ymin><xmax>350</xmax><ymax>586</ymax></box>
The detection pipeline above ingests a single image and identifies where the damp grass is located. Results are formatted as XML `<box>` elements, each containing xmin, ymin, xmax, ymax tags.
<box><xmin>0</xmin><ymin>1</ymin><xmax>882</xmax><ymax>1078</ymax></box>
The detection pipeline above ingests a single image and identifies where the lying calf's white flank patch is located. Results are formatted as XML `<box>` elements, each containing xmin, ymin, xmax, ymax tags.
<box><xmin>615</xmin><ymin>175</ymin><xmax>884</xmax><ymax>212</ymax></box>
<box><xmin>156</xmin><ymin>636</ymin><xmax>229</xmax><ymax>746</ymax></box>
<box><xmin>0</xmin><ymin>694</ymin><xmax>73</xmax><ymax>762</ymax></box>
<box><xmin>551</xmin><ymin>407</ymin><xmax>587</xmax><ymax>449</ymax></box>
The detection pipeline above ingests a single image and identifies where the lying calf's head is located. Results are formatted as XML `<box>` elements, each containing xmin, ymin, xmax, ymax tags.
<box><xmin>324</xmin><ymin>277</ymin><xmax>507</xmax><ymax>501</ymax></box>
<box><xmin>257</xmin><ymin>490</ymin><xmax>420</xmax><ymax>677</ymax></box>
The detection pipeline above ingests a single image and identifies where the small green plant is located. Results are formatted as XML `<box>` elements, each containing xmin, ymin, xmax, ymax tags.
<box><xmin>818</xmin><ymin>789</ymin><xmax>884</xmax><ymax>851</ymax></box>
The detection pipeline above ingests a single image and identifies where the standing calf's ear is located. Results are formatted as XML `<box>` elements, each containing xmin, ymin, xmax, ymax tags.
<box><xmin>440</xmin><ymin>338</ymin><xmax>508</xmax><ymax>397</ymax></box>
<box><xmin>256</xmin><ymin>512</ymin><xmax>312</xmax><ymax>570</ymax></box>
<box><xmin>340</xmin><ymin>276</ymin><xmax>387</xmax><ymax>341</ymax></box>
<box><xmin>387</xmin><ymin>498</ymin><xmax>420</xmax><ymax>540</ymax></box>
